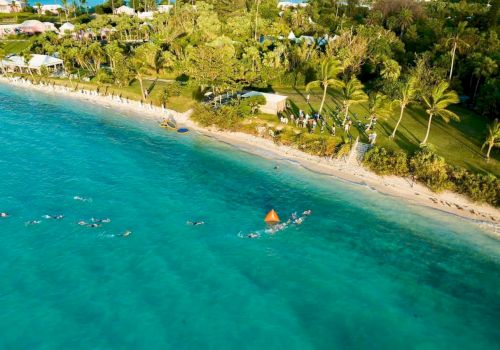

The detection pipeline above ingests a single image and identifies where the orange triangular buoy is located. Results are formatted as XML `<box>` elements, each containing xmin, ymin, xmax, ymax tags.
<box><xmin>264</xmin><ymin>209</ymin><xmax>280</xmax><ymax>224</ymax></box>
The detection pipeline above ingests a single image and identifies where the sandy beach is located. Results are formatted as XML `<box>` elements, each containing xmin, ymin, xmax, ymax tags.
<box><xmin>2</xmin><ymin>76</ymin><xmax>499</xmax><ymax>236</ymax></box>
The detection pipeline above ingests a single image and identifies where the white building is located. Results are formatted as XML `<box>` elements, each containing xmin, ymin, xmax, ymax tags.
<box><xmin>0</xmin><ymin>24</ymin><xmax>18</xmax><ymax>37</ymax></box>
<box><xmin>138</xmin><ymin>11</ymin><xmax>154</xmax><ymax>20</ymax></box>
<box><xmin>114</xmin><ymin>5</ymin><xmax>135</xmax><ymax>16</ymax></box>
<box><xmin>40</xmin><ymin>4</ymin><xmax>62</xmax><ymax>14</ymax></box>
<box><xmin>277</xmin><ymin>1</ymin><xmax>309</xmax><ymax>10</ymax></box>
<box><xmin>59</xmin><ymin>22</ymin><xmax>75</xmax><ymax>34</ymax></box>
<box><xmin>0</xmin><ymin>0</ymin><xmax>24</xmax><ymax>14</ymax></box>
<box><xmin>241</xmin><ymin>91</ymin><xmax>288</xmax><ymax>115</ymax></box>
<box><xmin>158</xmin><ymin>4</ymin><xmax>173</xmax><ymax>13</ymax></box>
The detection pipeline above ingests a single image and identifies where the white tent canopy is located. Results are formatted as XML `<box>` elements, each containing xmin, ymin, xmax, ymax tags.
<box><xmin>1</xmin><ymin>54</ymin><xmax>63</xmax><ymax>70</ymax></box>
<box><xmin>241</xmin><ymin>91</ymin><xmax>288</xmax><ymax>115</ymax></box>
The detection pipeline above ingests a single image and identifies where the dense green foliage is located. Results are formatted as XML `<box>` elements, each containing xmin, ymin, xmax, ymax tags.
<box><xmin>364</xmin><ymin>147</ymin><xmax>409</xmax><ymax>176</ymax></box>
<box><xmin>364</xmin><ymin>146</ymin><xmax>500</xmax><ymax>206</ymax></box>
<box><xmin>1</xmin><ymin>0</ymin><xmax>499</xmax><ymax>204</ymax></box>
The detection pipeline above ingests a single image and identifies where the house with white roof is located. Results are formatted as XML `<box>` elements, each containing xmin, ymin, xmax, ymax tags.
<box><xmin>277</xmin><ymin>1</ymin><xmax>309</xmax><ymax>10</ymax></box>
<box><xmin>241</xmin><ymin>91</ymin><xmax>288</xmax><ymax>115</ymax></box>
<box><xmin>40</xmin><ymin>4</ymin><xmax>62</xmax><ymax>14</ymax></box>
<box><xmin>138</xmin><ymin>11</ymin><xmax>154</xmax><ymax>20</ymax></box>
<box><xmin>158</xmin><ymin>5</ymin><xmax>173</xmax><ymax>13</ymax></box>
<box><xmin>0</xmin><ymin>24</ymin><xmax>18</xmax><ymax>38</ymax></box>
<box><xmin>59</xmin><ymin>22</ymin><xmax>75</xmax><ymax>34</ymax></box>
<box><xmin>0</xmin><ymin>0</ymin><xmax>24</xmax><ymax>13</ymax></box>
<box><xmin>114</xmin><ymin>5</ymin><xmax>135</xmax><ymax>16</ymax></box>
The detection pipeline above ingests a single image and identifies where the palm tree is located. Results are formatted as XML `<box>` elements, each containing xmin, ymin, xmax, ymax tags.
<box><xmin>421</xmin><ymin>81</ymin><xmax>460</xmax><ymax>145</ymax></box>
<box><xmin>366</xmin><ymin>93</ymin><xmax>392</xmax><ymax>131</ymax></box>
<box><xmin>380</xmin><ymin>59</ymin><xmax>401</xmax><ymax>81</ymax></box>
<box><xmin>339</xmin><ymin>77</ymin><xmax>368</xmax><ymax>124</ymax></box>
<box><xmin>254</xmin><ymin>0</ymin><xmax>261</xmax><ymax>41</ymax></box>
<box><xmin>80</xmin><ymin>0</ymin><xmax>88</xmax><ymax>14</ymax></box>
<box><xmin>391</xmin><ymin>77</ymin><xmax>417</xmax><ymax>139</ymax></box>
<box><xmin>398</xmin><ymin>8</ymin><xmax>413</xmax><ymax>38</ymax></box>
<box><xmin>0</xmin><ymin>46</ymin><xmax>8</xmax><ymax>77</ymax></box>
<box><xmin>472</xmin><ymin>55</ymin><xmax>497</xmax><ymax>100</ymax></box>
<box><xmin>445</xmin><ymin>22</ymin><xmax>470</xmax><ymax>81</ymax></box>
<box><xmin>35</xmin><ymin>2</ymin><xmax>42</xmax><ymax>16</ymax></box>
<box><xmin>61</xmin><ymin>0</ymin><xmax>69</xmax><ymax>22</ymax></box>
<box><xmin>305</xmin><ymin>58</ymin><xmax>344</xmax><ymax>116</ymax></box>
<box><xmin>21</xmin><ymin>50</ymin><xmax>34</xmax><ymax>79</ymax></box>
<box><xmin>482</xmin><ymin>119</ymin><xmax>500</xmax><ymax>161</ymax></box>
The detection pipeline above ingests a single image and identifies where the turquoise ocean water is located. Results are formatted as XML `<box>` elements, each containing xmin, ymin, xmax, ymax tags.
<box><xmin>0</xmin><ymin>84</ymin><xmax>499</xmax><ymax>349</ymax></box>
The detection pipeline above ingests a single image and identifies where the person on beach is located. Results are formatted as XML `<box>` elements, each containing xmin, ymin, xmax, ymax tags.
<box><xmin>306</xmin><ymin>94</ymin><xmax>310</xmax><ymax>103</ymax></box>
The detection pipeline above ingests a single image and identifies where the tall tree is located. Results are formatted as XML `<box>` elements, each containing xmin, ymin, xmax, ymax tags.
<box><xmin>421</xmin><ymin>81</ymin><xmax>460</xmax><ymax>145</ymax></box>
<box><xmin>305</xmin><ymin>58</ymin><xmax>344</xmax><ymax>116</ymax></box>
<box><xmin>472</xmin><ymin>55</ymin><xmax>497</xmax><ymax>101</ymax></box>
<box><xmin>398</xmin><ymin>8</ymin><xmax>413</xmax><ymax>38</ymax></box>
<box><xmin>482</xmin><ymin>119</ymin><xmax>500</xmax><ymax>161</ymax></box>
<box><xmin>444</xmin><ymin>21</ymin><xmax>470</xmax><ymax>81</ymax></box>
<box><xmin>366</xmin><ymin>93</ymin><xmax>392</xmax><ymax>131</ymax></box>
<box><xmin>380</xmin><ymin>59</ymin><xmax>401</xmax><ymax>82</ymax></box>
<box><xmin>339</xmin><ymin>77</ymin><xmax>368</xmax><ymax>124</ymax></box>
<box><xmin>391</xmin><ymin>77</ymin><xmax>417</xmax><ymax>139</ymax></box>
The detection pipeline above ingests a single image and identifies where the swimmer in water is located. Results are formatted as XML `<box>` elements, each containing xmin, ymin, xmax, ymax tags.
<box><xmin>88</xmin><ymin>223</ymin><xmax>101</xmax><ymax>228</ymax></box>
<box><xmin>92</xmin><ymin>218</ymin><xmax>111</xmax><ymax>223</ymax></box>
<box><xmin>187</xmin><ymin>221</ymin><xmax>205</xmax><ymax>226</ymax></box>
<box><xmin>122</xmin><ymin>230</ymin><xmax>131</xmax><ymax>237</ymax></box>
<box><xmin>302</xmin><ymin>210</ymin><xmax>312</xmax><ymax>216</ymax></box>
<box><xmin>73</xmin><ymin>196</ymin><xmax>91</xmax><ymax>202</ymax></box>
<box><xmin>78</xmin><ymin>221</ymin><xmax>87</xmax><ymax>226</ymax></box>
<box><xmin>43</xmin><ymin>214</ymin><xmax>64</xmax><ymax>220</ymax></box>
<box><xmin>247</xmin><ymin>233</ymin><xmax>259</xmax><ymax>239</ymax></box>
<box><xmin>0</xmin><ymin>212</ymin><xmax>9</xmax><ymax>218</ymax></box>
<box><xmin>294</xmin><ymin>217</ymin><xmax>303</xmax><ymax>225</ymax></box>
<box><xmin>26</xmin><ymin>220</ymin><xmax>41</xmax><ymax>226</ymax></box>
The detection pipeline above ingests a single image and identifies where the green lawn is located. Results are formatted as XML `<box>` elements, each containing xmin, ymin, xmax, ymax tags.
<box><xmin>273</xmin><ymin>86</ymin><xmax>499</xmax><ymax>176</ymax></box>
<box><xmin>0</xmin><ymin>39</ymin><xmax>32</xmax><ymax>54</ymax></box>
<box><xmin>14</xmin><ymin>75</ymin><xmax>196</xmax><ymax>114</ymax></box>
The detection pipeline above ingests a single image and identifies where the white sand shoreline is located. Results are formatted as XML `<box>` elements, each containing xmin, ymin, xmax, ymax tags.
<box><xmin>2</xmin><ymin>77</ymin><xmax>499</xmax><ymax>237</ymax></box>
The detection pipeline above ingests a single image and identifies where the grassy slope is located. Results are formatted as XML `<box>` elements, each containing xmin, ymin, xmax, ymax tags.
<box><xmin>9</xmin><ymin>72</ymin><xmax>497</xmax><ymax>176</ymax></box>
<box><xmin>1</xmin><ymin>39</ymin><xmax>32</xmax><ymax>54</ymax></box>
<box><xmin>274</xmin><ymin>86</ymin><xmax>499</xmax><ymax>176</ymax></box>
<box><xmin>13</xmin><ymin>75</ymin><xmax>196</xmax><ymax>113</ymax></box>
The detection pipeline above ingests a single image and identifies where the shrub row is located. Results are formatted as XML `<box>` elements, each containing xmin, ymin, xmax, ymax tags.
<box><xmin>364</xmin><ymin>147</ymin><xmax>500</xmax><ymax>206</ymax></box>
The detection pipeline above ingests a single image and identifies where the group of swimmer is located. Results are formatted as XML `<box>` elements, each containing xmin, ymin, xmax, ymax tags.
<box><xmin>245</xmin><ymin>210</ymin><xmax>312</xmax><ymax>239</ymax></box>
<box><xmin>1</xmin><ymin>196</ymin><xmax>131</xmax><ymax>237</ymax></box>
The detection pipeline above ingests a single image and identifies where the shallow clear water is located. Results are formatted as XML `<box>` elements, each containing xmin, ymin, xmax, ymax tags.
<box><xmin>0</xmin><ymin>84</ymin><xmax>499</xmax><ymax>349</ymax></box>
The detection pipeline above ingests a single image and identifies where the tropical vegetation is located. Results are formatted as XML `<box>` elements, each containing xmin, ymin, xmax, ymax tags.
<box><xmin>0</xmin><ymin>0</ymin><xmax>499</xmax><ymax>205</ymax></box>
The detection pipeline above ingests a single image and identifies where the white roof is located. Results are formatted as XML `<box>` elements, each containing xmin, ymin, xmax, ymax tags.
<box><xmin>278</xmin><ymin>1</ymin><xmax>309</xmax><ymax>9</ymax></box>
<box><xmin>0</xmin><ymin>0</ymin><xmax>22</xmax><ymax>5</ymax></box>
<box><xmin>41</xmin><ymin>4</ymin><xmax>62</xmax><ymax>10</ymax></box>
<box><xmin>20</xmin><ymin>20</ymin><xmax>44</xmax><ymax>28</ymax></box>
<box><xmin>158</xmin><ymin>4</ymin><xmax>173</xmax><ymax>13</ymax></box>
<box><xmin>242</xmin><ymin>91</ymin><xmax>287</xmax><ymax>103</ymax></box>
<box><xmin>60</xmin><ymin>22</ymin><xmax>75</xmax><ymax>31</ymax></box>
<box><xmin>1</xmin><ymin>54</ymin><xmax>63</xmax><ymax>69</ymax></box>
<box><xmin>138</xmin><ymin>11</ymin><xmax>154</xmax><ymax>19</ymax></box>
<box><xmin>115</xmin><ymin>5</ymin><xmax>135</xmax><ymax>14</ymax></box>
